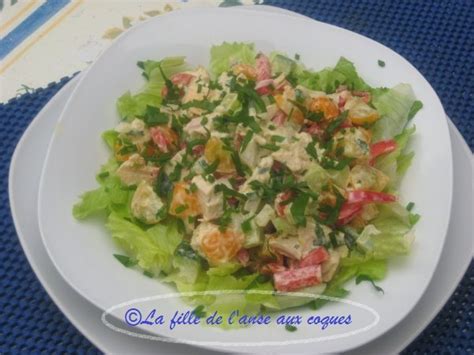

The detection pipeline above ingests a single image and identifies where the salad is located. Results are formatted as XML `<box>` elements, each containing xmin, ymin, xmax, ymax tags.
<box><xmin>73</xmin><ymin>42</ymin><xmax>422</xmax><ymax>314</ymax></box>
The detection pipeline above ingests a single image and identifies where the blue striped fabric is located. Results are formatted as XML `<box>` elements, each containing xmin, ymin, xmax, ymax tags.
<box><xmin>0</xmin><ymin>0</ymin><xmax>70</xmax><ymax>60</ymax></box>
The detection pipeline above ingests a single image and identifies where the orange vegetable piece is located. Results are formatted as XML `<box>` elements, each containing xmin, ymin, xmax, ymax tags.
<box><xmin>201</xmin><ymin>229</ymin><xmax>244</xmax><ymax>265</ymax></box>
<box><xmin>308</xmin><ymin>97</ymin><xmax>340</xmax><ymax>120</ymax></box>
<box><xmin>204</xmin><ymin>137</ymin><xmax>235</xmax><ymax>174</ymax></box>
<box><xmin>232</xmin><ymin>64</ymin><xmax>257</xmax><ymax>80</ymax></box>
<box><xmin>169</xmin><ymin>182</ymin><xmax>201</xmax><ymax>218</ymax></box>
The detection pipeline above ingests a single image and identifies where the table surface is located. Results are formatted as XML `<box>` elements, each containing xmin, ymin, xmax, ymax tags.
<box><xmin>1</xmin><ymin>0</ymin><xmax>473</xmax><ymax>353</ymax></box>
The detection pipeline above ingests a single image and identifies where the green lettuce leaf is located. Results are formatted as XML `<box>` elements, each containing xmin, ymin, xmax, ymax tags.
<box><xmin>117</xmin><ymin>57</ymin><xmax>188</xmax><ymax>120</ymax></box>
<box><xmin>295</xmin><ymin>57</ymin><xmax>370</xmax><ymax>93</ymax></box>
<box><xmin>375</xmin><ymin>125</ymin><xmax>416</xmax><ymax>188</ymax></box>
<box><xmin>371</xmin><ymin>83</ymin><xmax>416</xmax><ymax>141</ymax></box>
<box><xmin>209</xmin><ymin>42</ymin><xmax>256</xmax><ymax>76</ymax></box>
<box><xmin>72</xmin><ymin>188</ymin><xmax>110</xmax><ymax>219</ymax></box>
<box><xmin>106</xmin><ymin>213</ymin><xmax>182</xmax><ymax>274</ymax></box>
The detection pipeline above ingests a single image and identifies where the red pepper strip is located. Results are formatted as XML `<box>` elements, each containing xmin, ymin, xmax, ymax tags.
<box><xmin>255</xmin><ymin>53</ymin><xmax>272</xmax><ymax>95</ymax></box>
<box><xmin>298</xmin><ymin>247</ymin><xmax>329</xmax><ymax>268</ymax></box>
<box><xmin>274</xmin><ymin>265</ymin><xmax>322</xmax><ymax>292</ymax></box>
<box><xmin>347</xmin><ymin>190</ymin><xmax>397</xmax><ymax>204</ymax></box>
<box><xmin>337</xmin><ymin>202</ymin><xmax>363</xmax><ymax>225</ymax></box>
<box><xmin>370</xmin><ymin>139</ymin><xmax>397</xmax><ymax>165</ymax></box>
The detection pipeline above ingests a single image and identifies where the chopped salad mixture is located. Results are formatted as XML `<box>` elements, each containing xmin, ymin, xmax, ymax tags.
<box><xmin>74</xmin><ymin>43</ymin><xmax>422</xmax><ymax>313</ymax></box>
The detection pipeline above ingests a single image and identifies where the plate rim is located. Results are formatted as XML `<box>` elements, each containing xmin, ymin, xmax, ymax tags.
<box><xmin>35</xmin><ymin>6</ymin><xmax>454</xmax><ymax>352</ymax></box>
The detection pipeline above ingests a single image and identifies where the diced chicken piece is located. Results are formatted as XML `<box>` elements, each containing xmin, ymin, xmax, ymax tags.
<box><xmin>116</xmin><ymin>154</ymin><xmax>159</xmax><ymax>186</ymax></box>
<box><xmin>274</xmin><ymin>265</ymin><xmax>322</xmax><ymax>292</ymax></box>
<box><xmin>321</xmin><ymin>250</ymin><xmax>341</xmax><ymax>282</ymax></box>
<box><xmin>328</xmin><ymin>89</ymin><xmax>353</xmax><ymax>109</ymax></box>
<box><xmin>131</xmin><ymin>181</ymin><xmax>163</xmax><ymax>224</ymax></box>
<box><xmin>333</xmin><ymin>127</ymin><xmax>371</xmax><ymax>160</ymax></box>
<box><xmin>164</xmin><ymin>149</ymin><xmax>185</xmax><ymax>175</ymax></box>
<box><xmin>239</xmin><ymin>133</ymin><xmax>267</xmax><ymax>169</ymax></box>
<box><xmin>272</xmin><ymin>132</ymin><xmax>312</xmax><ymax>173</ymax></box>
<box><xmin>183</xmin><ymin>112</ymin><xmax>216</xmax><ymax>138</ymax></box>
<box><xmin>359</xmin><ymin>203</ymin><xmax>379</xmax><ymax>222</ymax></box>
<box><xmin>345</xmin><ymin>97</ymin><xmax>380</xmax><ymax>125</ymax></box>
<box><xmin>181</xmin><ymin>66</ymin><xmax>210</xmax><ymax>104</ymax></box>
<box><xmin>191</xmin><ymin>175</ymin><xmax>225</xmax><ymax>221</ymax></box>
<box><xmin>259</xmin><ymin>103</ymin><xmax>279</xmax><ymax>123</ymax></box>
<box><xmin>239</xmin><ymin>156</ymin><xmax>273</xmax><ymax>194</ymax></box>
<box><xmin>348</xmin><ymin>164</ymin><xmax>389</xmax><ymax>192</ymax></box>
<box><xmin>243</xmin><ymin>193</ymin><xmax>261</xmax><ymax>215</ymax></box>
<box><xmin>274</xmin><ymin>85</ymin><xmax>304</xmax><ymax>124</ymax></box>
<box><xmin>115</xmin><ymin>118</ymin><xmax>150</xmax><ymax>145</ymax></box>
<box><xmin>255</xmin><ymin>204</ymin><xmax>276</xmax><ymax>228</ymax></box>
<box><xmin>191</xmin><ymin>222</ymin><xmax>244</xmax><ymax>265</ymax></box>
<box><xmin>269</xmin><ymin>236</ymin><xmax>304</xmax><ymax>260</ymax></box>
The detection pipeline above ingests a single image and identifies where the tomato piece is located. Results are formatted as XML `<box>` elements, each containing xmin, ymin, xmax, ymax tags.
<box><xmin>370</xmin><ymin>139</ymin><xmax>397</xmax><ymax>165</ymax></box>
<box><xmin>192</xmin><ymin>144</ymin><xmax>205</xmax><ymax>156</ymax></box>
<box><xmin>150</xmin><ymin>126</ymin><xmax>178</xmax><ymax>153</ymax></box>
<box><xmin>255</xmin><ymin>53</ymin><xmax>272</xmax><ymax>95</ymax></box>
<box><xmin>237</xmin><ymin>248</ymin><xmax>250</xmax><ymax>266</ymax></box>
<box><xmin>347</xmin><ymin>190</ymin><xmax>397</xmax><ymax>204</ymax></box>
<box><xmin>272</xmin><ymin>109</ymin><xmax>287</xmax><ymax>126</ymax></box>
<box><xmin>275</xmin><ymin>190</ymin><xmax>293</xmax><ymax>217</ymax></box>
<box><xmin>256</xmin><ymin>53</ymin><xmax>271</xmax><ymax>81</ymax></box>
<box><xmin>273</xmin><ymin>265</ymin><xmax>322</xmax><ymax>292</ymax></box>
<box><xmin>308</xmin><ymin>97</ymin><xmax>340</xmax><ymax>121</ymax></box>
<box><xmin>261</xmin><ymin>262</ymin><xmax>287</xmax><ymax>275</ymax></box>
<box><xmin>170</xmin><ymin>72</ymin><xmax>194</xmax><ymax>86</ymax></box>
<box><xmin>305</xmin><ymin>122</ymin><xmax>324</xmax><ymax>137</ymax></box>
<box><xmin>337</xmin><ymin>202</ymin><xmax>363</xmax><ymax>225</ymax></box>
<box><xmin>169</xmin><ymin>182</ymin><xmax>201</xmax><ymax>218</ymax></box>
<box><xmin>298</xmin><ymin>247</ymin><xmax>329</xmax><ymax>267</ymax></box>
<box><xmin>201</xmin><ymin>229</ymin><xmax>244</xmax><ymax>265</ymax></box>
<box><xmin>353</xmin><ymin>90</ymin><xmax>371</xmax><ymax>103</ymax></box>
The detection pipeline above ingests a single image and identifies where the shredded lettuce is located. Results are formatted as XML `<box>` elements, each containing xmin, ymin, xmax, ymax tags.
<box><xmin>209</xmin><ymin>42</ymin><xmax>256</xmax><ymax>76</ymax></box>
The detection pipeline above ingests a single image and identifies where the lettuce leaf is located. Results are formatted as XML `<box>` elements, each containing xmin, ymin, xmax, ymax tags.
<box><xmin>117</xmin><ymin>57</ymin><xmax>188</xmax><ymax>120</ymax></box>
<box><xmin>73</xmin><ymin>171</ymin><xmax>132</xmax><ymax>220</ymax></box>
<box><xmin>209</xmin><ymin>42</ymin><xmax>256</xmax><ymax>76</ymax></box>
<box><xmin>371</xmin><ymin>83</ymin><xmax>416</xmax><ymax>141</ymax></box>
<box><xmin>106</xmin><ymin>213</ymin><xmax>182</xmax><ymax>274</ymax></box>
<box><xmin>72</xmin><ymin>188</ymin><xmax>110</xmax><ymax>219</ymax></box>
<box><xmin>295</xmin><ymin>57</ymin><xmax>370</xmax><ymax>93</ymax></box>
<box><xmin>375</xmin><ymin>126</ymin><xmax>416</xmax><ymax>188</ymax></box>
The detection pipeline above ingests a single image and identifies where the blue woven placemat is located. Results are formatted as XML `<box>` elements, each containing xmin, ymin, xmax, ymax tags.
<box><xmin>1</xmin><ymin>1</ymin><xmax>473</xmax><ymax>353</ymax></box>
